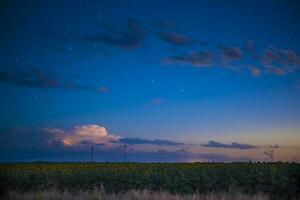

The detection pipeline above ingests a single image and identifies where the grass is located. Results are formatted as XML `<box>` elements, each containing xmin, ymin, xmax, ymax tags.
<box><xmin>3</xmin><ymin>188</ymin><xmax>270</xmax><ymax>200</ymax></box>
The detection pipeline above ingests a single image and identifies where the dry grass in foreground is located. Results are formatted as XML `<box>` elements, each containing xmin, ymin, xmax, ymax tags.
<box><xmin>3</xmin><ymin>189</ymin><xmax>270</xmax><ymax>200</ymax></box>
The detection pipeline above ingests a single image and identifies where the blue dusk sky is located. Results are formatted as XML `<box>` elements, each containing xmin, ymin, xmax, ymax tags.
<box><xmin>0</xmin><ymin>0</ymin><xmax>300</xmax><ymax>162</ymax></box>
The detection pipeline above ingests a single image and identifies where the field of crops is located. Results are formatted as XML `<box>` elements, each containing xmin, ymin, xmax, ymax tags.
<box><xmin>1</xmin><ymin>162</ymin><xmax>300</xmax><ymax>199</ymax></box>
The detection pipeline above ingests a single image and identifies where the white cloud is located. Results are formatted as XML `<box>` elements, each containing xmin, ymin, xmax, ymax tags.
<box><xmin>44</xmin><ymin>125</ymin><xmax>120</xmax><ymax>146</ymax></box>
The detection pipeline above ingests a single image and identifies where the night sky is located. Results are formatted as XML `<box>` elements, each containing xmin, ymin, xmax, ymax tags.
<box><xmin>1</xmin><ymin>0</ymin><xmax>300</xmax><ymax>162</ymax></box>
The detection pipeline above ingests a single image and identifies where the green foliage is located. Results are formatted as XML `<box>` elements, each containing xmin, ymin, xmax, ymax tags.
<box><xmin>0</xmin><ymin>162</ymin><xmax>299</xmax><ymax>199</ymax></box>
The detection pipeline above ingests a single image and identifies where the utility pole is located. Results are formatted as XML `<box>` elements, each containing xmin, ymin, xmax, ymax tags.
<box><xmin>91</xmin><ymin>146</ymin><xmax>94</xmax><ymax>162</ymax></box>
<box><xmin>264</xmin><ymin>150</ymin><xmax>274</xmax><ymax>162</ymax></box>
<box><xmin>269</xmin><ymin>150</ymin><xmax>274</xmax><ymax>162</ymax></box>
<box><xmin>123</xmin><ymin>144</ymin><xmax>127</xmax><ymax>162</ymax></box>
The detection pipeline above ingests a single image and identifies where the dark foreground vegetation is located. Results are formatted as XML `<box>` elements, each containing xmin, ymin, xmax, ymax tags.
<box><xmin>3</xmin><ymin>189</ymin><xmax>270</xmax><ymax>200</ymax></box>
<box><xmin>0</xmin><ymin>162</ymin><xmax>299</xmax><ymax>199</ymax></box>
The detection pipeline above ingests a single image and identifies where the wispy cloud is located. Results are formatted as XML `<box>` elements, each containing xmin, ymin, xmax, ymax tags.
<box><xmin>219</xmin><ymin>46</ymin><xmax>242</xmax><ymax>62</ymax></box>
<box><xmin>202</xmin><ymin>141</ymin><xmax>257</xmax><ymax>149</ymax></box>
<box><xmin>98</xmin><ymin>86</ymin><xmax>110</xmax><ymax>93</ymax></box>
<box><xmin>119</xmin><ymin>137</ymin><xmax>184</xmax><ymax>146</ymax></box>
<box><xmin>0</xmin><ymin>68</ymin><xmax>111</xmax><ymax>96</ymax></box>
<box><xmin>163</xmin><ymin>41</ymin><xmax>300</xmax><ymax>78</ymax></box>
<box><xmin>158</xmin><ymin>32</ymin><xmax>192</xmax><ymax>46</ymax></box>
<box><xmin>263</xmin><ymin>48</ymin><xmax>280</xmax><ymax>64</ymax></box>
<box><xmin>163</xmin><ymin>51</ymin><xmax>213</xmax><ymax>67</ymax></box>
<box><xmin>261</xmin><ymin>47</ymin><xmax>300</xmax><ymax>75</ymax></box>
<box><xmin>282</xmin><ymin>49</ymin><xmax>300</xmax><ymax>66</ymax></box>
<box><xmin>268</xmin><ymin>145</ymin><xmax>279</xmax><ymax>148</ymax></box>
<box><xmin>246</xmin><ymin>65</ymin><xmax>261</xmax><ymax>77</ymax></box>
<box><xmin>84</xmin><ymin>19</ymin><xmax>145</xmax><ymax>49</ymax></box>
<box><xmin>0</xmin><ymin>68</ymin><xmax>101</xmax><ymax>92</ymax></box>
<box><xmin>264</xmin><ymin>65</ymin><xmax>287</xmax><ymax>76</ymax></box>
<box><xmin>150</xmin><ymin>98</ymin><xmax>163</xmax><ymax>105</ymax></box>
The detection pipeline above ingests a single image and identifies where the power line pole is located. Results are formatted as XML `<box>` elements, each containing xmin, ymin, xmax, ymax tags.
<box><xmin>91</xmin><ymin>146</ymin><xmax>94</xmax><ymax>162</ymax></box>
<box><xmin>264</xmin><ymin>150</ymin><xmax>274</xmax><ymax>162</ymax></box>
<box><xmin>123</xmin><ymin>144</ymin><xmax>127</xmax><ymax>162</ymax></box>
<box><xmin>269</xmin><ymin>150</ymin><xmax>274</xmax><ymax>162</ymax></box>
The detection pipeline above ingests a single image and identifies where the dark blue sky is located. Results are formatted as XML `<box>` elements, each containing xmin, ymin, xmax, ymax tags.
<box><xmin>0</xmin><ymin>0</ymin><xmax>300</xmax><ymax>162</ymax></box>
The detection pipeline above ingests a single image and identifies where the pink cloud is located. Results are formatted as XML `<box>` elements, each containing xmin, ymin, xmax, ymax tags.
<box><xmin>246</xmin><ymin>65</ymin><xmax>261</xmax><ymax>77</ymax></box>
<box><xmin>44</xmin><ymin>125</ymin><xmax>119</xmax><ymax>146</ymax></box>
<box><xmin>264</xmin><ymin>65</ymin><xmax>287</xmax><ymax>76</ymax></box>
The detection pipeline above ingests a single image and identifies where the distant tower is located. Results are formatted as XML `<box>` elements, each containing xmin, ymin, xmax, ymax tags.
<box><xmin>123</xmin><ymin>144</ymin><xmax>127</xmax><ymax>162</ymax></box>
<box><xmin>91</xmin><ymin>146</ymin><xmax>94</xmax><ymax>162</ymax></box>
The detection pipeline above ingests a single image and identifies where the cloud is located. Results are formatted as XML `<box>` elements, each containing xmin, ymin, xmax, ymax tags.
<box><xmin>98</xmin><ymin>86</ymin><xmax>110</xmax><ymax>93</ymax></box>
<box><xmin>262</xmin><ymin>48</ymin><xmax>281</xmax><ymax>65</ymax></box>
<box><xmin>119</xmin><ymin>137</ymin><xmax>184</xmax><ymax>146</ymax></box>
<box><xmin>219</xmin><ymin>46</ymin><xmax>242</xmax><ymax>62</ymax></box>
<box><xmin>246</xmin><ymin>65</ymin><xmax>261</xmax><ymax>77</ymax></box>
<box><xmin>163</xmin><ymin>51</ymin><xmax>213</xmax><ymax>67</ymax></box>
<box><xmin>158</xmin><ymin>32</ymin><xmax>192</xmax><ymax>46</ymax></box>
<box><xmin>150</xmin><ymin>98</ymin><xmax>163</xmax><ymax>105</ymax></box>
<box><xmin>154</xmin><ymin>19</ymin><xmax>206</xmax><ymax>46</ymax></box>
<box><xmin>264</xmin><ymin>65</ymin><xmax>287</xmax><ymax>76</ymax></box>
<box><xmin>44</xmin><ymin>125</ymin><xmax>184</xmax><ymax>147</ymax></box>
<box><xmin>260</xmin><ymin>47</ymin><xmax>300</xmax><ymax>75</ymax></box>
<box><xmin>161</xmin><ymin>41</ymin><xmax>300</xmax><ymax>78</ymax></box>
<box><xmin>44</xmin><ymin>125</ymin><xmax>120</xmax><ymax>146</ymax></box>
<box><xmin>84</xmin><ymin>19</ymin><xmax>145</xmax><ymax>49</ymax></box>
<box><xmin>202</xmin><ymin>141</ymin><xmax>257</xmax><ymax>149</ymax></box>
<box><xmin>282</xmin><ymin>49</ymin><xmax>300</xmax><ymax>65</ymax></box>
<box><xmin>0</xmin><ymin>68</ymin><xmax>94</xmax><ymax>91</ymax></box>
<box><xmin>0</xmin><ymin>68</ymin><xmax>59</xmax><ymax>88</ymax></box>
<box><xmin>268</xmin><ymin>145</ymin><xmax>279</xmax><ymax>148</ymax></box>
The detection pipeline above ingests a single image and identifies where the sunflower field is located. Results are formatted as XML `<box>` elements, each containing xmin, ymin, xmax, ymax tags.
<box><xmin>0</xmin><ymin>162</ymin><xmax>299</xmax><ymax>199</ymax></box>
